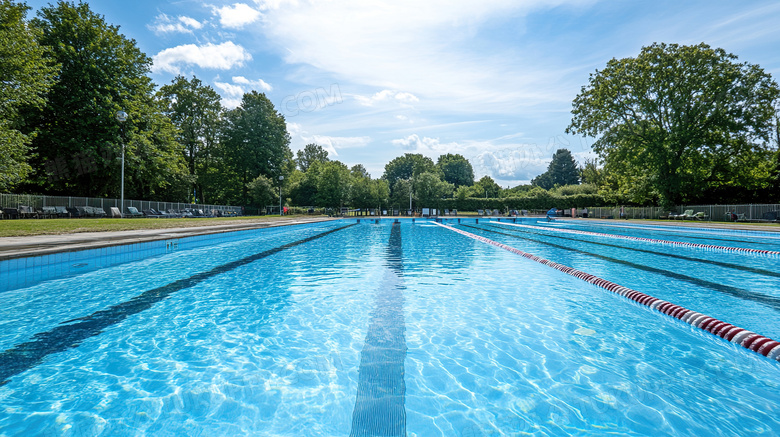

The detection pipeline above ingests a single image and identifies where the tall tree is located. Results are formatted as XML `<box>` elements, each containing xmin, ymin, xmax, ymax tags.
<box><xmin>413</xmin><ymin>172</ymin><xmax>454</xmax><ymax>206</ymax></box>
<box><xmin>221</xmin><ymin>91</ymin><xmax>291</xmax><ymax>204</ymax></box>
<box><xmin>390</xmin><ymin>179</ymin><xmax>413</xmax><ymax>211</ymax></box>
<box><xmin>0</xmin><ymin>0</ymin><xmax>57</xmax><ymax>191</ymax></box>
<box><xmin>296</xmin><ymin>143</ymin><xmax>329</xmax><ymax>172</ymax></box>
<box><xmin>437</xmin><ymin>153</ymin><xmax>474</xmax><ymax>187</ymax></box>
<box><xmin>382</xmin><ymin>153</ymin><xmax>438</xmax><ymax>195</ymax></box>
<box><xmin>246</xmin><ymin>174</ymin><xmax>275</xmax><ymax>207</ymax></box>
<box><xmin>158</xmin><ymin>75</ymin><xmax>222</xmax><ymax>203</ymax></box>
<box><xmin>28</xmin><ymin>1</ymin><xmax>189</xmax><ymax>198</ymax></box>
<box><xmin>473</xmin><ymin>175</ymin><xmax>502</xmax><ymax>198</ymax></box>
<box><xmin>531</xmin><ymin>149</ymin><xmax>580</xmax><ymax>189</ymax></box>
<box><xmin>567</xmin><ymin>42</ymin><xmax>780</xmax><ymax>207</ymax></box>
<box><xmin>312</xmin><ymin>160</ymin><xmax>350</xmax><ymax>208</ymax></box>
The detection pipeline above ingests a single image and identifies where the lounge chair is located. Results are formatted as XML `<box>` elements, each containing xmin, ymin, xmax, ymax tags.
<box><xmin>41</xmin><ymin>206</ymin><xmax>57</xmax><ymax>218</ymax></box>
<box><xmin>66</xmin><ymin>207</ymin><xmax>82</xmax><ymax>218</ymax></box>
<box><xmin>692</xmin><ymin>211</ymin><xmax>708</xmax><ymax>221</ymax></box>
<box><xmin>125</xmin><ymin>206</ymin><xmax>143</xmax><ymax>217</ymax></box>
<box><xmin>87</xmin><ymin>206</ymin><xmax>106</xmax><ymax>218</ymax></box>
<box><xmin>675</xmin><ymin>209</ymin><xmax>694</xmax><ymax>220</ymax></box>
<box><xmin>478</xmin><ymin>209</ymin><xmax>484</xmax><ymax>216</ymax></box>
<box><xmin>18</xmin><ymin>205</ymin><xmax>37</xmax><ymax>219</ymax></box>
<box><xmin>110</xmin><ymin>207</ymin><xmax>122</xmax><ymax>218</ymax></box>
<box><xmin>762</xmin><ymin>211</ymin><xmax>779</xmax><ymax>222</ymax></box>
<box><xmin>54</xmin><ymin>206</ymin><xmax>69</xmax><ymax>217</ymax></box>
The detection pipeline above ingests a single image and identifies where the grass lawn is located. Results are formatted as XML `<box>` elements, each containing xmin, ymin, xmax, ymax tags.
<box><xmin>0</xmin><ymin>215</ymin><xmax>327</xmax><ymax>237</ymax></box>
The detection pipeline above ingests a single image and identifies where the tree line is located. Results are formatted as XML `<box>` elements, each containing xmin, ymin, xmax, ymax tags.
<box><xmin>2</xmin><ymin>1</ymin><xmax>778</xmax><ymax>210</ymax></box>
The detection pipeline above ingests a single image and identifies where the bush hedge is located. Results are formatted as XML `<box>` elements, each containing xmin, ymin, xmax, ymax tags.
<box><xmin>431</xmin><ymin>193</ymin><xmax>607</xmax><ymax>212</ymax></box>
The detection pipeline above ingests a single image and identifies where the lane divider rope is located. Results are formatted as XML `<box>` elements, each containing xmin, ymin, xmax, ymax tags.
<box><xmin>433</xmin><ymin>222</ymin><xmax>780</xmax><ymax>362</ymax></box>
<box><xmin>493</xmin><ymin>221</ymin><xmax>780</xmax><ymax>256</ymax></box>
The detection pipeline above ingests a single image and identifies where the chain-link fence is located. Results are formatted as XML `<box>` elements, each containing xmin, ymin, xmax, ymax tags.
<box><xmin>0</xmin><ymin>193</ymin><xmax>242</xmax><ymax>218</ymax></box>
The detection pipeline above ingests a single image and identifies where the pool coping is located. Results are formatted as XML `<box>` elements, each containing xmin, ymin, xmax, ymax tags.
<box><xmin>0</xmin><ymin>217</ymin><xmax>340</xmax><ymax>261</ymax></box>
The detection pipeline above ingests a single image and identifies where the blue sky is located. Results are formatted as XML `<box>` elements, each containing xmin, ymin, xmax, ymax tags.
<box><xmin>22</xmin><ymin>0</ymin><xmax>780</xmax><ymax>186</ymax></box>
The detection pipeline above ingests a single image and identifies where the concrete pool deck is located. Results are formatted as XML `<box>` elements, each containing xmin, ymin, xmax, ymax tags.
<box><xmin>0</xmin><ymin>217</ymin><xmax>338</xmax><ymax>260</ymax></box>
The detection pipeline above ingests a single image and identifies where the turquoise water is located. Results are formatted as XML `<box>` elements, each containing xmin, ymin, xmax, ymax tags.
<box><xmin>1</xmin><ymin>219</ymin><xmax>779</xmax><ymax>436</ymax></box>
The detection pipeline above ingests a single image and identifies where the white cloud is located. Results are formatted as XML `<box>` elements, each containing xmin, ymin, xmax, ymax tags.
<box><xmin>178</xmin><ymin>16</ymin><xmax>203</xmax><ymax>29</ymax></box>
<box><xmin>233</xmin><ymin>76</ymin><xmax>272</xmax><ymax>91</ymax></box>
<box><xmin>390</xmin><ymin>133</ymin><xmax>562</xmax><ymax>185</ymax></box>
<box><xmin>391</xmin><ymin>134</ymin><xmax>448</xmax><ymax>152</ymax></box>
<box><xmin>259</xmin><ymin>0</ymin><xmax>592</xmax><ymax>114</ymax></box>
<box><xmin>214</xmin><ymin>76</ymin><xmax>275</xmax><ymax>108</ymax></box>
<box><xmin>214</xmin><ymin>3</ymin><xmax>262</xmax><ymax>29</ymax></box>
<box><xmin>472</xmin><ymin>147</ymin><xmax>548</xmax><ymax>182</ymax></box>
<box><xmin>287</xmin><ymin>123</ymin><xmax>370</xmax><ymax>157</ymax></box>
<box><xmin>148</xmin><ymin>14</ymin><xmax>203</xmax><ymax>34</ymax></box>
<box><xmin>152</xmin><ymin>42</ymin><xmax>252</xmax><ymax>74</ymax></box>
<box><xmin>355</xmin><ymin>89</ymin><xmax>419</xmax><ymax>106</ymax></box>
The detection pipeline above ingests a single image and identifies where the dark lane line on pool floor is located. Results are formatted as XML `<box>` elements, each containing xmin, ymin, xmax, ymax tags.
<box><xmin>484</xmin><ymin>224</ymin><xmax>780</xmax><ymax>279</ymax></box>
<box><xmin>350</xmin><ymin>222</ymin><xmax>407</xmax><ymax>437</ymax></box>
<box><xmin>0</xmin><ymin>224</ymin><xmax>357</xmax><ymax>386</ymax></box>
<box><xmin>461</xmin><ymin>224</ymin><xmax>780</xmax><ymax>312</ymax></box>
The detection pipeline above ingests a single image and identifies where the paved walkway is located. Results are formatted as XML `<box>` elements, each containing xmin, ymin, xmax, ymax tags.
<box><xmin>0</xmin><ymin>217</ymin><xmax>338</xmax><ymax>260</ymax></box>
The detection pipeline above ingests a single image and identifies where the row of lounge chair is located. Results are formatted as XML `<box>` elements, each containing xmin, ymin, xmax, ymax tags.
<box><xmin>668</xmin><ymin>209</ymin><xmax>708</xmax><ymax>220</ymax></box>
<box><xmin>1</xmin><ymin>205</ymin><xmax>236</xmax><ymax>219</ymax></box>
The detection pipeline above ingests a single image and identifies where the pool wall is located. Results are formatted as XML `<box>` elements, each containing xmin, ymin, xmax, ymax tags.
<box><xmin>0</xmin><ymin>221</ymin><xmax>336</xmax><ymax>293</ymax></box>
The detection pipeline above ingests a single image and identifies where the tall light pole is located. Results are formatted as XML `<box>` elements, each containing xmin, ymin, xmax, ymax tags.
<box><xmin>278</xmin><ymin>175</ymin><xmax>284</xmax><ymax>216</ymax></box>
<box><xmin>116</xmin><ymin>110</ymin><xmax>127</xmax><ymax>217</ymax></box>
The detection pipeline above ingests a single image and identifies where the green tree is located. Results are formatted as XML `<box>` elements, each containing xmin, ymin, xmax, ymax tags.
<box><xmin>0</xmin><ymin>0</ymin><xmax>57</xmax><ymax>191</ymax></box>
<box><xmin>296</xmin><ymin>143</ymin><xmax>329</xmax><ymax>172</ymax></box>
<box><xmin>221</xmin><ymin>91</ymin><xmax>292</xmax><ymax>204</ymax></box>
<box><xmin>473</xmin><ymin>175</ymin><xmax>502</xmax><ymax>198</ymax></box>
<box><xmin>350</xmin><ymin>166</ymin><xmax>389</xmax><ymax>213</ymax></box>
<box><xmin>312</xmin><ymin>160</ymin><xmax>351</xmax><ymax>208</ymax></box>
<box><xmin>350</xmin><ymin>163</ymin><xmax>370</xmax><ymax>179</ymax></box>
<box><xmin>531</xmin><ymin>149</ymin><xmax>580</xmax><ymax>189</ymax></box>
<box><xmin>246</xmin><ymin>174</ymin><xmax>275</xmax><ymax>207</ymax></box>
<box><xmin>567</xmin><ymin>42</ymin><xmax>780</xmax><ymax>207</ymax></box>
<box><xmin>390</xmin><ymin>179</ymin><xmax>413</xmax><ymax>211</ymax></box>
<box><xmin>414</xmin><ymin>172</ymin><xmax>454</xmax><ymax>206</ymax></box>
<box><xmin>288</xmin><ymin>168</ymin><xmax>317</xmax><ymax>206</ymax></box>
<box><xmin>382</xmin><ymin>153</ymin><xmax>438</xmax><ymax>195</ymax></box>
<box><xmin>28</xmin><ymin>1</ymin><xmax>189</xmax><ymax>199</ymax></box>
<box><xmin>437</xmin><ymin>153</ymin><xmax>474</xmax><ymax>187</ymax></box>
<box><xmin>158</xmin><ymin>75</ymin><xmax>222</xmax><ymax>203</ymax></box>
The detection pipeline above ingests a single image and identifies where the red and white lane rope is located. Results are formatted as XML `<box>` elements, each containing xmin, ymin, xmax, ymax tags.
<box><xmin>433</xmin><ymin>222</ymin><xmax>780</xmax><ymax>362</ymax></box>
<box><xmin>494</xmin><ymin>221</ymin><xmax>780</xmax><ymax>256</ymax></box>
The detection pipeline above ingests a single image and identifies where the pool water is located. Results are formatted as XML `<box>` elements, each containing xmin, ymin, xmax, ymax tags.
<box><xmin>1</xmin><ymin>219</ymin><xmax>779</xmax><ymax>436</ymax></box>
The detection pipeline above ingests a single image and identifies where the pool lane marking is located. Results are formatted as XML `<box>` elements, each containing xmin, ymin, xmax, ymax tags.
<box><xmin>350</xmin><ymin>221</ymin><xmax>407</xmax><ymax>437</ymax></box>
<box><xmin>0</xmin><ymin>223</ymin><xmax>357</xmax><ymax>386</ymax></box>
<box><xmin>494</xmin><ymin>221</ymin><xmax>780</xmax><ymax>256</ymax></box>
<box><xmin>465</xmin><ymin>224</ymin><xmax>780</xmax><ymax>311</ymax></box>
<box><xmin>484</xmin><ymin>224</ymin><xmax>780</xmax><ymax>279</ymax></box>
<box><xmin>433</xmin><ymin>222</ymin><xmax>780</xmax><ymax>362</ymax></box>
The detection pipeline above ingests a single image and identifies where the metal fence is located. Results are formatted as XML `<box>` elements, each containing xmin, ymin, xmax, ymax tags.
<box><xmin>585</xmin><ymin>204</ymin><xmax>780</xmax><ymax>222</ymax></box>
<box><xmin>0</xmin><ymin>193</ymin><xmax>242</xmax><ymax>217</ymax></box>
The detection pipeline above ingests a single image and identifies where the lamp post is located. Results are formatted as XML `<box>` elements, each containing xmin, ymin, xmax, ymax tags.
<box><xmin>278</xmin><ymin>175</ymin><xmax>284</xmax><ymax>216</ymax></box>
<box><xmin>115</xmin><ymin>110</ymin><xmax>127</xmax><ymax>217</ymax></box>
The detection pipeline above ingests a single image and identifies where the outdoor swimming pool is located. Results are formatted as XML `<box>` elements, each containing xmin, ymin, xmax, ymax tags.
<box><xmin>1</xmin><ymin>218</ymin><xmax>779</xmax><ymax>436</ymax></box>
